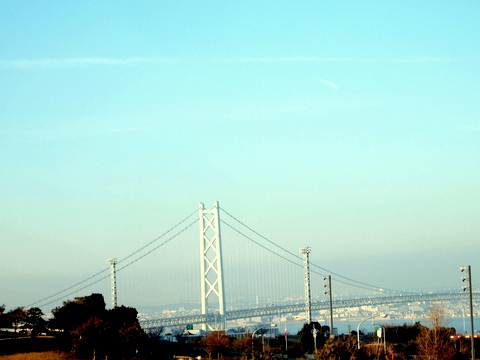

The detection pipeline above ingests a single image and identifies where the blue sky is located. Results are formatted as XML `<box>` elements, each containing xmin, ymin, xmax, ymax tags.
<box><xmin>1</xmin><ymin>1</ymin><xmax>479</xmax><ymax>310</ymax></box>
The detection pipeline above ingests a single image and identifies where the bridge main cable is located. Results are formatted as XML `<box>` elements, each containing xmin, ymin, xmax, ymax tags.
<box><xmin>220</xmin><ymin>206</ymin><xmax>410</xmax><ymax>295</ymax></box>
<box><xmin>26</xmin><ymin>209</ymin><xmax>198</xmax><ymax>309</ymax></box>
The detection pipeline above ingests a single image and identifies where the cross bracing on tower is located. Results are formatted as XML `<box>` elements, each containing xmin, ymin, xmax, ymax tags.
<box><xmin>199</xmin><ymin>201</ymin><xmax>226</xmax><ymax>331</ymax></box>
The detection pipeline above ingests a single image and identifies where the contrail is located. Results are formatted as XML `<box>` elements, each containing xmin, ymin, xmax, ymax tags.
<box><xmin>319</xmin><ymin>78</ymin><xmax>339</xmax><ymax>90</ymax></box>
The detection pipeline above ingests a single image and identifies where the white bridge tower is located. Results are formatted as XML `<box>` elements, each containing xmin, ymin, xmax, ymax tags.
<box><xmin>199</xmin><ymin>201</ymin><xmax>226</xmax><ymax>330</ymax></box>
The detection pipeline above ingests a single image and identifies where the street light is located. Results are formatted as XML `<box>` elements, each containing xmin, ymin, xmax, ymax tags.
<box><xmin>357</xmin><ymin>314</ymin><xmax>388</xmax><ymax>349</ymax></box>
<box><xmin>251</xmin><ymin>324</ymin><xmax>271</xmax><ymax>356</ymax></box>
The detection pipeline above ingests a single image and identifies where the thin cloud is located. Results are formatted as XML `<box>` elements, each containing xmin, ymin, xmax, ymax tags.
<box><xmin>1</xmin><ymin>56</ymin><xmax>365</xmax><ymax>68</ymax></box>
<box><xmin>319</xmin><ymin>78</ymin><xmax>339</xmax><ymax>90</ymax></box>
<box><xmin>219</xmin><ymin>56</ymin><xmax>368</xmax><ymax>63</ymax></box>
<box><xmin>0</xmin><ymin>57</ymin><xmax>179</xmax><ymax>68</ymax></box>
<box><xmin>391</xmin><ymin>56</ymin><xmax>456</xmax><ymax>63</ymax></box>
<box><xmin>0</xmin><ymin>123</ymin><xmax>160</xmax><ymax>143</ymax></box>
<box><xmin>0</xmin><ymin>56</ymin><xmax>459</xmax><ymax>69</ymax></box>
<box><xmin>215</xmin><ymin>56</ymin><xmax>458</xmax><ymax>64</ymax></box>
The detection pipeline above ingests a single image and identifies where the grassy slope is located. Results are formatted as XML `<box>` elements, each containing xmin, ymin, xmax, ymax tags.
<box><xmin>0</xmin><ymin>351</ymin><xmax>74</xmax><ymax>360</ymax></box>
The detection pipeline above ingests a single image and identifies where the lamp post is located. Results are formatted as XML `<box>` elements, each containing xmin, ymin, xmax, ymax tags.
<box><xmin>357</xmin><ymin>314</ymin><xmax>388</xmax><ymax>349</ymax></box>
<box><xmin>252</xmin><ymin>324</ymin><xmax>271</xmax><ymax>357</ymax></box>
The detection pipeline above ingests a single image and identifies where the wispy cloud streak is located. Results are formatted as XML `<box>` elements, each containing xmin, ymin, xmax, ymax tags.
<box><xmin>0</xmin><ymin>56</ymin><xmax>460</xmax><ymax>69</ymax></box>
<box><xmin>319</xmin><ymin>78</ymin><xmax>339</xmax><ymax>90</ymax></box>
<box><xmin>0</xmin><ymin>57</ymin><xmax>179</xmax><ymax>68</ymax></box>
<box><xmin>0</xmin><ymin>123</ymin><xmax>161</xmax><ymax>143</ymax></box>
<box><xmin>210</xmin><ymin>56</ymin><xmax>459</xmax><ymax>64</ymax></box>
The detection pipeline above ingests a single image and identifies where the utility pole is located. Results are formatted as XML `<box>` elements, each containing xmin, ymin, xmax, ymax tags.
<box><xmin>299</xmin><ymin>247</ymin><xmax>312</xmax><ymax>324</ymax></box>
<box><xmin>324</xmin><ymin>275</ymin><xmax>334</xmax><ymax>338</ymax></box>
<box><xmin>461</xmin><ymin>265</ymin><xmax>475</xmax><ymax>360</ymax></box>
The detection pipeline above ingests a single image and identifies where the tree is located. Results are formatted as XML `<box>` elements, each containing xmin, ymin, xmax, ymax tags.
<box><xmin>75</xmin><ymin>293</ymin><xmax>106</xmax><ymax>316</ymax></box>
<box><xmin>147</xmin><ymin>326</ymin><xmax>165</xmax><ymax>341</ymax></box>
<box><xmin>386</xmin><ymin>322</ymin><xmax>422</xmax><ymax>344</ymax></box>
<box><xmin>233</xmin><ymin>334</ymin><xmax>254</xmax><ymax>356</ymax></box>
<box><xmin>49</xmin><ymin>293</ymin><xmax>146</xmax><ymax>360</ymax></box>
<box><xmin>5</xmin><ymin>307</ymin><xmax>27</xmax><ymax>338</ymax></box>
<box><xmin>49</xmin><ymin>294</ymin><xmax>106</xmax><ymax>351</ymax></box>
<box><xmin>0</xmin><ymin>304</ymin><xmax>6</xmax><ymax>328</ymax></box>
<box><xmin>72</xmin><ymin>306</ymin><xmax>146</xmax><ymax>360</ymax></box>
<box><xmin>315</xmin><ymin>335</ymin><xmax>370</xmax><ymax>360</ymax></box>
<box><xmin>25</xmin><ymin>307</ymin><xmax>47</xmax><ymax>336</ymax></box>
<box><xmin>416</xmin><ymin>305</ymin><xmax>457</xmax><ymax>360</ymax></box>
<box><xmin>385</xmin><ymin>322</ymin><xmax>423</xmax><ymax>358</ymax></box>
<box><xmin>298</xmin><ymin>321</ymin><xmax>325</xmax><ymax>354</ymax></box>
<box><xmin>73</xmin><ymin>316</ymin><xmax>105</xmax><ymax>358</ymax></box>
<box><xmin>50</xmin><ymin>293</ymin><xmax>106</xmax><ymax>332</ymax></box>
<box><xmin>101</xmin><ymin>305</ymin><xmax>147</xmax><ymax>360</ymax></box>
<box><xmin>199</xmin><ymin>331</ymin><xmax>233</xmax><ymax>359</ymax></box>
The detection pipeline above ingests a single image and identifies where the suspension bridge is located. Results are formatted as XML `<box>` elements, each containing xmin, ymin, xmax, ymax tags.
<box><xmin>25</xmin><ymin>202</ymin><xmax>478</xmax><ymax>332</ymax></box>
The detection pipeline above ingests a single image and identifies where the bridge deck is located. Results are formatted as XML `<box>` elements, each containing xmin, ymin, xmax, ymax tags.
<box><xmin>141</xmin><ymin>292</ymin><xmax>478</xmax><ymax>329</ymax></box>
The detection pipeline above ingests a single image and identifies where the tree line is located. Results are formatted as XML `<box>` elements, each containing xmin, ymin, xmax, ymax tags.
<box><xmin>1</xmin><ymin>297</ymin><xmax>476</xmax><ymax>360</ymax></box>
<box><xmin>0</xmin><ymin>304</ymin><xmax>46</xmax><ymax>338</ymax></box>
<box><xmin>193</xmin><ymin>311</ymin><xmax>474</xmax><ymax>360</ymax></box>
<box><xmin>194</xmin><ymin>306</ymin><xmax>476</xmax><ymax>360</ymax></box>
<box><xmin>1</xmin><ymin>294</ymin><xmax>146</xmax><ymax>359</ymax></box>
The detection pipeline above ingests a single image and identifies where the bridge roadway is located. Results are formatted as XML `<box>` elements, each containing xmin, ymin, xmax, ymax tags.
<box><xmin>140</xmin><ymin>292</ymin><xmax>479</xmax><ymax>329</ymax></box>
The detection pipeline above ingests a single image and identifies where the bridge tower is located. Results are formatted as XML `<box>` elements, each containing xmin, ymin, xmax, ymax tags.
<box><xmin>199</xmin><ymin>201</ymin><xmax>226</xmax><ymax>330</ymax></box>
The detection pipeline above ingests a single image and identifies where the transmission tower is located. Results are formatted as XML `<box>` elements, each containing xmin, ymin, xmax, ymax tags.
<box><xmin>299</xmin><ymin>247</ymin><xmax>312</xmax><ymax>324</ymax></box>
<box><xmin>199</xmin><ymin>201</ymin><xmax>226</xmax><ymax>330</ymax></box>
<box><xmin>107</xmin><ymin>258</ymin><xmax>117</xmax><ymax>308</ymax></box>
